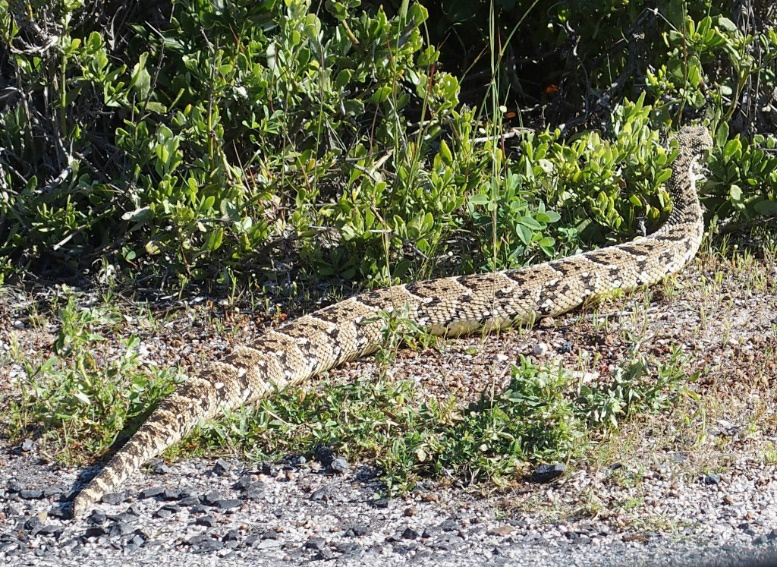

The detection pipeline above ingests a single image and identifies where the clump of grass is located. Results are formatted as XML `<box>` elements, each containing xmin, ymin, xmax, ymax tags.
<box><xmin>5</xmin><ymin>295</ymin><xmax>179</xmax><ymax>463</ymax></box>
<box><xmin>196</xmin><ymin>349</ymin><xmax>694</xmax><ymax>494</ymax></box>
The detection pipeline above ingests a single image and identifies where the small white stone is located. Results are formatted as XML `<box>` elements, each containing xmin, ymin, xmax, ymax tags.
<box><xmin>532</xmin><ymin>342</ymin><xmax>548</xmax><ymax>356</ymax></box>
<box><xmin>12</xmin><ymin>320</ymin><xmax>24</xmax><ymax>329</ymax></box>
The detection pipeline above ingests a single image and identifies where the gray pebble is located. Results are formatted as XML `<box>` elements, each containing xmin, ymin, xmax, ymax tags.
<box><xmin>87</xmin><ymin>511</ymin><xmax>106</xmax><ymax>525</ymax></box>
<box><xmin>138</xmin><ymin>487</ymin><xmax>165</xmax><ymax>499</ymax></box>
<box><xmin>213</xmin><ymin>459</ymin><xmax>231</xmax><ymax>475</ymax></box>
<box><xmin>214</xmin><ymin>499</ymin><xmax>242</xmax><ymax>510</ymax></box>
<box><xmin>101</xmin><ymin>491</ymin><xmax>129</xmax><ymax>505</ymax></box>
<box><xmin>19</xmin><ymin>490</ymin><xmax>43</xmax><ymax>500</ymax></box>
<box><xmin>329</xmin><ymin>457</ymin><xmax>349</xmax><ymax>474</ymax></box>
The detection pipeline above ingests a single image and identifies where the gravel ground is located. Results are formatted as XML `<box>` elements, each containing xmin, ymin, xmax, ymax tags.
<box><xmin>2</xmin><ymin>448</ymin><xmax>777</xmax><ymax>567</ymax></box>
<box><xmin>2</xmin><ymin>252</ymin><xmax>777</xmax><ymax>566</ymax></box>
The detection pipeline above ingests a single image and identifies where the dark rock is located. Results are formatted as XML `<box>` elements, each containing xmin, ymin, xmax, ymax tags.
<box><xmin>109</xmin><ymin>522</ymin><xmax>135</xmax><ymax>538</ymax></box>
<box><xmin>334</xmin><ymin>542</ymin><xmax>363</xmax><ymax>555</ymax></box>
<box><xmin>7</xmin><ymin>480</ymin><xmax>22</xmax><ymax>493</ymax></box>
<box><xmin>315</xmin><ymin>548</ymin><xmax>334</xmax><ymax>561</ymax></box>
<box><xmin>154</xmin><ymin>505</ymin><xmax>179</xmax><ymax>519</ymax></box>
<box><xmin>401</xmin><ymin>527</ymin><xmax>419</xmax><ymax>540</ymax></box>
<box><xmin>138</xmin><ymin>487</ymin><xmax>165</xmax><ymax>499</ymax></box>
<box><xmin>310</xmin><ymin>487</ymin><xmax>331</xmax><ymax>501</ymax></box>
<box><xmin>23</xmin><ymin>517</ymin><xmax>41</xmax><ymax>532</ymax></box>
<box><xmin>260</xmin><ymin>462</ymin><xmax>274</xmax><ymax>475</ymax></box>
<box><xmin>315</xmin><ymin>445</ymin><xmax>335</xmax><ymax>467</ymax></box>
<box><xmin>753</xmin><ymin>534</ymin><xmax>769</xmax><ymax>545</ymax></box>
<box><xmin>329</xmin><ymin>457</ymin><xmax>349</xmax><ymax>474</ymax></box>
<box><xmin>201</xmin><ymin>490</ymin><xmax>222</xmax><ymax>505</ymax></box>
<box><xmin>125</xmin><ymin>532</ymin><xmax>145</xmax><ymax>550</ymax></box>
<box><xmin>87</xmin><ymin>511</ymin><xmax>107</xmax><ymax>525</ymax></box>
<box><xmin>233</xmin><ymin>475</ymin><xmax>254</xmax><ymax>490</ymax></box>
<box><xmin>214</xmin><ymin>499</ymin><xmax>242</xmax><ymax>510</ymax></box>
<box><xmin>703</xmin><ymin>473</ymin><xmax>720</xmax><ymax>485</ymax></box>
<box><xmin>162</xmin><ymin>489</ymin><xmax>183</xmax><ymax>501</ymax></box>
<box><xmin>101</xmin><ymin>491</ymin><xmax>129</xmax><ymax>505</ymax></box>
<box><xmin>609</xmin><ymin>462</ymin><xmax>624</xmax><ymax>471</ymax></box>
<box><xmin>33</xmin><ymin>525</ymin><xmax>62</xmax><ymax>537</ymax></box>
<box><xmin>179</xmin><ymin>496</ymin><xmax>200</xmax><ymax>507</ymax></box>
<box><xmin>261</xmin><ymin>530</ymin><xmax>278</xmax><ymax>539</ymax></box>
<box><xmin>529</xmin><ymin>463</ymin><xmax>566</xmax><ymax>483</ymax></box>
<box><xmin>304</xmin><ymin>537</ymin><xmax>327</xmax><ymax>551</ymax></box>
<box><xmin>372</xmin><ymin>498</ymin><xmax>389</xmax><ymax>509</ymax></box>
<box><xmin>196</xmin><ymin>515</ymin><xmax>215</xmax><ymax>527</ymax></box>
<box><xmin>151</xmin><ymin>462</ymin><xmax>171</xmax><ymax>475</ymax></box>
<box><xmin>43</xmin><ymin>485</ymin><xmax>65</xmax><ymax>498</ymax></box>
<box><xmin>190</xmin><ymin>504</ymin><xmax>210</xmax><ymax>514</ymax></box>
<box><xmin>84</xmin><ymin>526</ymin><xmax>107</xmax><ymax>538</ymax></box>
<box><xmin>223</xmin><ymin>529</ymin><xmax>240</xmax><ymax>542</ymax></box>
<box><xmin>47</xmin><ymin>506</ymin><xmax>68</xmax><ymax>519</ymax></box>
<box><xmin>438</xmin><ymin>519</ymin><xmax>459</xmax><ymax>532</ymax></box>
<box><xmin>126</xmin><ymin>504</ymin><xmax>143</xmax><ymax>517</ymax></box>
<box><xmin>767</xmin><ymin>529</ymin><xmax>777</xmax><ymax>540</ymax></box>
<box><xmin>558</xmin><ymin>341</ymin><xmax>573</xmax><ymax>354</ymax></box>
<box><xmin>244</xmin><ymin>534</ymin><xmax>260</xmax><ymax>547</ymax></box>
<box><xmin>19</xmin><ymin>490</ymin><xmax>43</xmax><ymax>500</ymax></box>
<box><xmin>188</xmin><ymin>534</ymin><xmax>223</xmax><ymax>552</ymax></box>
<box><xmin>393</xmin><ymin>543</ymin><xmax>416</xmax><ymax>555</ymax></box>
<box><xmin>213</xmin><ymin>459</ymin><xmax>231</xmax><ymax>475</ymax></box>
<box><xmin>345</xmin><ymin>524</ymin><xmax>370</xmax><ymax>537</ymax></box>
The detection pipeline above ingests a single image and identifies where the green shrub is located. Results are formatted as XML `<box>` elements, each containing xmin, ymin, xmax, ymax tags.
<box><xmin>1</xmin><ymin>1</ymin><xmax>776</xmax><ymax>287</ymax></box>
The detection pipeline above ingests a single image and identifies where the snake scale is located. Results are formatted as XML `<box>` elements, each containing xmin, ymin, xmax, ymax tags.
<box><xmin>71</xmin><ymin>126</ymin><xmax>713</xmax><ymax>517</ymax></box>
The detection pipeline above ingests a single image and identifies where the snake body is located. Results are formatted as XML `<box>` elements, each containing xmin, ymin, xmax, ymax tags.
<box><xmin>71</xmin><ymin>126</ymin><xmax>712</xmax><ymax>517</ymax></box>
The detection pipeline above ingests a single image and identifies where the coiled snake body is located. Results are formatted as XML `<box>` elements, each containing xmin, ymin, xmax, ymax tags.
<box><xmin>71</xmin><ymin>126</ymin><xmax>713</xmax><ymax>517</ymax></box>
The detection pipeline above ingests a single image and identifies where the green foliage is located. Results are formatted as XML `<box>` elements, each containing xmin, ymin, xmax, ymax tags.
<box><xmin>194</xmin><ymin>352</ymin><xmax>692</xmax><ymax>493</ymax></box>
<box><xmin>6</xmin><ymin>295</ymin><xmax>179</xmax><ymax>461</ymax></box>
<box><xmin>705</xmin><ymin>122</ymin><xmax>777</xmax><ymax>221</ymax></box>
<box><xmin>2</xmin><ymin>1</ymin><xmax>775</xmax><ymax>287</ymax></box>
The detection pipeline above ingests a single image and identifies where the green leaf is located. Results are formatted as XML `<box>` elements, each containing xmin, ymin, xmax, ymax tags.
<box><xmin>723</xmin><ymin>138</ymin><xmax>742</xmax><ymax>161</ymax></box>
<box><xmin>516</xmin><ymin>224</ymin><xmax>532</xmax><ymax>246</ymax></box>
<box><xmin>656</xmin><ymin>167</ymin><xmax>672</xmax><ymax>185</ymax></box>
<box><xmin>368</xmin><ymin>85</ymin><xmax>392</xmax><ymax>104</ymax></box>
<box><xmin>129</xmin><ymin>53</ymin><xmax>151</xmax><ymax>99</ymax></box>
<box><xmin>716</xmin><ymin>17</ymin><xmax>737</xmax><ymax>33</ymax></box>
<box><xmin>205</xmin><ymin>227</ymin><xmax>224</xmax><ymax>251</ymax></box>
<box><xmin>715</xmin><ymin>122</ymin><xmax>729</xmax><ymax>149</ymax></box>
<box><xmin>334</xmin><ymin>69</ymin><xmax>352</xmax><ymax>90</ymax></box>
<box><xmin>520</xmin><ymin>216</ymin><xmax>543</xmax><ymax>230</ymax></box>
<box><xmin>753</xmin><ymin>199</ymin><xmax>777</xmax><ymax>215</ymax></box>
<box><xmin>439</xmin><ymin>140</ymin><xmax>453</xmax><ymax>165</ymax></box>
<box><xmin>407</xmin><ymin>3</ymin><xmax>428</xmax><ymax>27</ymax></box>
